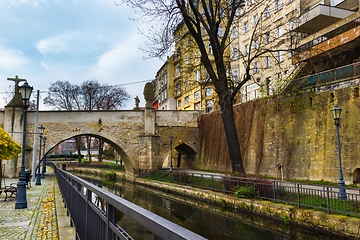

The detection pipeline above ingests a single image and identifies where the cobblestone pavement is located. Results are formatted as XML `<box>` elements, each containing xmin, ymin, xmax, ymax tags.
<box><xmin>0</xmin><ymin>169</ymin><xmax>62</xmax><ymax>240</ymax></box>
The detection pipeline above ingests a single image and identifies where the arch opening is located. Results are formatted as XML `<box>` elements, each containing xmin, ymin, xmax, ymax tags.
<box><xmin>173</xmin><ymin>143</ymin><xmax>197</xmax><ymax>169</ymax></box>
<box><xmin>43</xmin><ymin>133</ymin><xmax>135</xmax><ymax>174</ymax></box>
<box><xmin>353</xmin><ymin>168</ymin><xmax>360</xmax><ymax>184</ymax></box>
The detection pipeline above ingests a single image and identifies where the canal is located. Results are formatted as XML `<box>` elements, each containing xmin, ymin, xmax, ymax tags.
<box><xmin>79</xmin><ymin>175</ymin><xmax>344</xmax><ymax>240</ymax></box>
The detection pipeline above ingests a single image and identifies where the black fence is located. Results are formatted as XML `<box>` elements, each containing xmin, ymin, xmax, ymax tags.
<box><xmin>50</xmin><ymin>162</ymin><xmax>206</xmax><ymax>240</ymax></box>
<box><xmin>285</xmin><ymin>61</ymin><xmax>360</xmax><ymax>91</ymax></box>
<box><xmin>139</xmin><ymin>169</ymin><xmax>360</xmax><ymax>217</ymax></box>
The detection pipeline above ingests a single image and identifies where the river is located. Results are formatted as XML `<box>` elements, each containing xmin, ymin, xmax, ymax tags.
<box><xmin>79</xmin><ymin>175</ymin><xmax>346</xmax><ymax>240</ymax></box>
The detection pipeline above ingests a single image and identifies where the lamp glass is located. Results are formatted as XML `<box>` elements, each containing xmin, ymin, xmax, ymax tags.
<box><xmin>19</xmin><ymin>82</ymin><xmax>33</xmax><ymax>100</ymax></box>
<box><xmin>38</xmin><ymin>125</ymin><xmax>45</xmax><ymax>135</ymax></box>
<box><xmin>331</xmin><ymin>106</ymin><xmax>342</xmax><ymax>120</ymax></box>
<box><xmin>42</xmin><ymin>136</ymin><xmax>47</xmax><ymax>145</ymax></box>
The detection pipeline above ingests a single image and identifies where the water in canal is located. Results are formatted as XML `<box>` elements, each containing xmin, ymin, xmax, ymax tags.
<box><xmin>81</xmin><ymin>175</ymin><xmax>344</xmax><ymax>240</ymax></box>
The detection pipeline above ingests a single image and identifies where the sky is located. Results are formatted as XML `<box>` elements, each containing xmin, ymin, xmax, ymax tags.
<box><xmin>0</xmin><ymin>0</ymin><xmax>164</xmax><ymax>110</ymax></box>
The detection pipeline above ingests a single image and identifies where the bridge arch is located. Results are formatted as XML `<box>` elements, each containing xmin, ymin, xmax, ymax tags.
<box><xmin>44</xmin><ymin>133</ymin><xmax>135</xmax><ymax>174</ymax></box>
<box><xmin>1</xmin><ymin>108</ymin><xmax>201</xmax><ymax>177</ymax></box>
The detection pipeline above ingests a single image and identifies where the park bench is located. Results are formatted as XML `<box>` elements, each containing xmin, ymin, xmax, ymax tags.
<box><xmin>1</xmin><ymin>183</ymin><xmax>17</xmax><ymax>201</ymax></box>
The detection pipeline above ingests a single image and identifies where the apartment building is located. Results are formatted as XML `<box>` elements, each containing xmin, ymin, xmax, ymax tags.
<box><xmin>153</xmin><ymin>0</ymin><xmax>360</xmax><ymax>111</ymax></box>
<box><xmin>153</xmin><ymin>56</ymin><xmax>176</xmax><ymax>110</ymax></box>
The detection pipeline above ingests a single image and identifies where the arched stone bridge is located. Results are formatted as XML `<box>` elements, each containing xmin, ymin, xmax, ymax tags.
<box><xmin>0</xmin><ymin>107</ymin><xmax>201</xmax><ymax>177</ymax></box>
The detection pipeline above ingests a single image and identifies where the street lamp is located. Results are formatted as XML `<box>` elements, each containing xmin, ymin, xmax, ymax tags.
<box><xmin>15</xmin><ymin>81</ymin><xmax>33</xmax><ymax>209</ymax></box>
<box><xmin>331</xmin><ymin>105</ymin><xmax>347</xmax><ymax>200</ymax></box>
<box><xmin>169</xmin><ymin>135</ymin><xmax>173</xmax><ymax>173</ymax></box>
<box><xmin>41</xmin><ymin>136</ymin><xmax>47</xmax><ymax>178</ymax></box>
<box><xmin>35</xmin><ymin>125</ymin><xmax>45</xmax><ymax>185</ymax></box>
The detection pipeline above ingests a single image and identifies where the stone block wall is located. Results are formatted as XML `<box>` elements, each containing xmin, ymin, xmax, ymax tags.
<box><xmin>196</xmin><ymin>85</ymin><xmax>360</xmax><ymax>184</ymax></box>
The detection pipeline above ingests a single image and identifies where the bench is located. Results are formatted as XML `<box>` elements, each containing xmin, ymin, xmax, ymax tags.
<box><xmin>2</xmin><ymin>183</ymin><xmax>17</xmax><ymax>201</ymax></box>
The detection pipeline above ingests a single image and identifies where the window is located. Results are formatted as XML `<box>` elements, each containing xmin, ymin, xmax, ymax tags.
<box><xmin>247</xmin><ymin>83</ymin><xmax>260</xmax><ymax>101</ymax></box>
<box><xmin>205</xmin><ymin>87</ymin><xmax>213</xmax><ymax>96</ymax></box>
<box><xmin>253</xmin><ymin>14</ymin><xmax>258</xmax><ymax>27</ymax></box>
<box><xmin>264</xmin><ymin>32</ymin><xmax>270</xmax><ymax>44</ymax></box>
<box><xmin>232</xmin><ymin>27</ymin><xmax>238</xmax><ymax>38</ymax></box>
<box><xmin>232</xmin><ymin>47</ymin><xmax>238</xmax><ymax>60</ymax></box>
<box><xmin>275</xmin><ymin>0</ymin><xmax>282</xmax><ymax>11</ymax></box>
<box><xmin>265</xmin><ymin>56</ymin><xmax>271</xmax><ymax>68</ymax></box>
<box><xmin>276</xmin><ymin>51</ymin><xmax>282</xmax><ymax>63</ymax></box>
<box><xmin>194</xmin><ymin>102</ymin><xmax>201</xmax><ymax>110</ymax></box>
<box><xmin>175</xmin><ymin>63</ymin><xmax>181</xmax><ymax>76</ymax></box>
<box><xmin>244</xmin><ymin>44</ymin><xmax>249</xmax><ymax>56</ymax></box>
<box><xmin>253</xmin><ymin>61</ymin><xmax>259</xmax><ymax>73</ymax></box>
<box><xmin>254</xmin><ymin>39</ymin><xmax>259</xmax><ymax>50</ymax></box>
<box><xmin>243</xmin><ymin>21</ymin><xmax>248</xmax><ymax>33</ymax></box>
<box><xmin>218</xmin><ymin>26</ymin><xmax>223</xmax><ymax>36</ymax></box>
<box><xmin>331</xmin><ymin>0</ymin><xmax>345</xmax><ymax>6</ymax></box>
<box><xmin>175</xmin><ymin>81</ymin><xmax>182</xmax><ymax>96</ymax></box>
<box><xmin>195</xmin><ymin>69</ymin><xmax>201</xmax><ymax>81</ymax></box>
<box><xmin>208</xmin><ymin>42</ymin><xmax>213</xmax><ymax>55</ymax></box>
<box><xmin>185</xmin><ymin>77</ymin><xmax>189</xmax><ymax>88</ymax></box>
<box><xmin>264</xmin><ymin>7</ymin><xmax>270</xmax><ymax>18</ymax></box>
<box><xmin>184</xmin><ymin>95</ymin><xmax>190</xmax><ymax>105</ymax></box>
<box><xmin>206</xmin><ymin>100</ymin><xmax>213</xmax><ymax>113</ymax></box>
<box><xmin>233</xmin><ymin>69</ymin><xmax>239</xmax><ymax>81</ymax></box>
<box><xmin>194</xmin><ymin>90</ymin><xmax>201</xmax><ymax>100</ymax></box>
<box><xmin>177</xmin><ymin>99</ymin><xmax>182</xmax><ymax>107</ymax></box>
<box><xmin>276</xmin><ymin>26</ymin><xmax>282</xmax><ymax>38</ymax></box>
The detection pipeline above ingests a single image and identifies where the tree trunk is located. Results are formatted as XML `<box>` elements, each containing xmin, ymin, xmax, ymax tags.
<box><xmin>220</xmin><ymin>94</ymin><xmax>246</xmax><ymax>176</ymax></box>
<box><xmin>86</xmin><ymin>136</ymin><xmax>92</xmax><ymax>162</ymax></box>
<box><xmin>98</xmin><ymin>139</ymin><xmax>103</xmax><ymax>162</ymax></box>
<box><xmin>75</xmin><ymin>136</ymin><xmax>82</xmax><ymax>163</ymax></box>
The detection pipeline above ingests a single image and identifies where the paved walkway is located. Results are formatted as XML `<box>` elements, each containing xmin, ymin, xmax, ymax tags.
<box><xmin>0</xmin><ymin>169</ymin><xmax>75</xmax><ymax>240</ymax></box>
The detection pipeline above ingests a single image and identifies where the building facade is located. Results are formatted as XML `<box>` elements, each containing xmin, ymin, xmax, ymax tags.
<box><xmin>153</xmin><ymin>0</ymin><xmax>360</xmax><ymax>111</ymax></box>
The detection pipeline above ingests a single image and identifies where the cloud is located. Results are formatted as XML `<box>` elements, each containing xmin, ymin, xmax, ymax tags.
<box><xmin>91</xmin><ymin>32</ymin><xmax>145</xmax><ymax>79</ymax></box>
<box><xmin>36</xmin><ymin>31</ymin><xmax>79</xmax><ymax>55</ymax></box>
<box><xmin>0</xmin><ymin>45</ymin><xmax>28</xmax><ymax>70</ymax></box>
<box><xmin>0</xmin><ymin>0</ymin><xmax>49</xmax><ymax>10</ymax></box>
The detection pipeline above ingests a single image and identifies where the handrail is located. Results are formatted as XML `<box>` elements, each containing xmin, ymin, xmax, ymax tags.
<box><xmin>50</xmin><ymin>162</ymin><xmax>206</xmax><ymax>240</ymax></box>
<box><xmin>139</xmin><ymin>169</ymin><xmax>360</xmax><ymax>217</ymax></box>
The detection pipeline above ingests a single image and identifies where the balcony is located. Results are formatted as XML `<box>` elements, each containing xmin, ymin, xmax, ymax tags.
<box><xmin>292</xmin><ymin>17</ymin><xmax>360</xmax><ymax>64</ymax></box>
<box><xmin>293</xmin><ymin>4</ymin><xmax>354</xmax><ymax>34</ymax></box>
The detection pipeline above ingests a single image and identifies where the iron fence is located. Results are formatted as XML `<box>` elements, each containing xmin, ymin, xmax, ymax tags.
<box><xmin>139</xmin><ymin>169</ymin><xmax>360</xmax><ymax>217</ymax></box>
<box><xmin>50</xmin><ymin>162</ymin><xmax>206</xmax><ymax>240</ymax></box>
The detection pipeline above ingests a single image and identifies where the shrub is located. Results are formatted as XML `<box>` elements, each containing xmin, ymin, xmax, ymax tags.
<box><xmin>234</xmin><ymin>185</ymin><xmax>254</xmax><ymax>198</ymax></box>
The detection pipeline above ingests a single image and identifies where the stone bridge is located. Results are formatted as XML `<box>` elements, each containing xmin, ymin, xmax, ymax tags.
<box><xmin>0</xmin><ymin>106</ymin><xmax>201</xmax><ymax>177</ymax></box>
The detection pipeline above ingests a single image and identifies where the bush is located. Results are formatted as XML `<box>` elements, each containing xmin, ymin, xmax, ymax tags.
<box><xmin>234</xmin><ymin>185</ymin><xmax>254</xmax><ymax>198</ymax></box>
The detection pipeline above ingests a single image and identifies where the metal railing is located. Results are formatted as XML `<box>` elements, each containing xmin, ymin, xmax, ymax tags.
<box><xmin>139</xmin><ymin>169</ymin><xmax>360</xmax><ymax>217</ymax></box>
<box><xmin>286</xmin><ymin>61</ymin><xmax>360</xmax><ymax>91</ymax></box>
<box><xmin>50</xmin><ymin>162</ymin><xmax>206</xmax><ymax>240</ymax></box>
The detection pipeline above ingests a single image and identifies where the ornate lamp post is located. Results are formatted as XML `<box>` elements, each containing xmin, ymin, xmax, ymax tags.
<box><xmin>15</xmin><ymin>81</ymin><xmax>33</xmax><ymax>209</ymax></box>
<box><xmin>331</xmin><ymin>105</ymin><xmax>347</xmax><ymax>200</ymax></box>
<box><xmin>169</xmin><ymin>135</ymin><xmax>173</xmax><ymax>173</ymax></box>
<box><xmin>41</xmin><ymin>136</ymin><xmax>47</xmax><ymax>178</ymax></box>
<box><xmin>35</xmin><ymin>125</ymin><xmax>45</xmax><ymax>185</ymax></box>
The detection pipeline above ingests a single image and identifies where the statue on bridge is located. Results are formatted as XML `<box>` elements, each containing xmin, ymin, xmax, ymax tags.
<box><xmin>134</xmin><ymin>96</ymin><xmax>140</xmax><ymax>110</ymax></box>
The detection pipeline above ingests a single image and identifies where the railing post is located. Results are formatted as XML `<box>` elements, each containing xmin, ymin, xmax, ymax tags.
<box><xmin>326</xmin><ymin>186</ymin><xmax>330</xmax><ymax>214</ymax></box>
<box><xmin>273</xmin><ymin>181</ymin><xmax>276</xmax><ymax>202</ymax></box>
<box><xmin>297</xmin><ymin>183</ymin><xmax>300</xmax><ymax>208</ymax></box>
<box><xmin>106</xmin><ymin>203</ymin><xmax>115</xmax><ymax>239</ymax></box>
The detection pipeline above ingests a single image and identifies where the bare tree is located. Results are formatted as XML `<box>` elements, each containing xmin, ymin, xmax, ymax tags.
<box><xmin>44</xmin><ymin>79</ymin><xmax>131</xmax><ymax>162</ymax></box>
<box><xmin>117</xmin><ymin>0</ymin><xmax>300</xmax><ymax>175</ymax></box>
